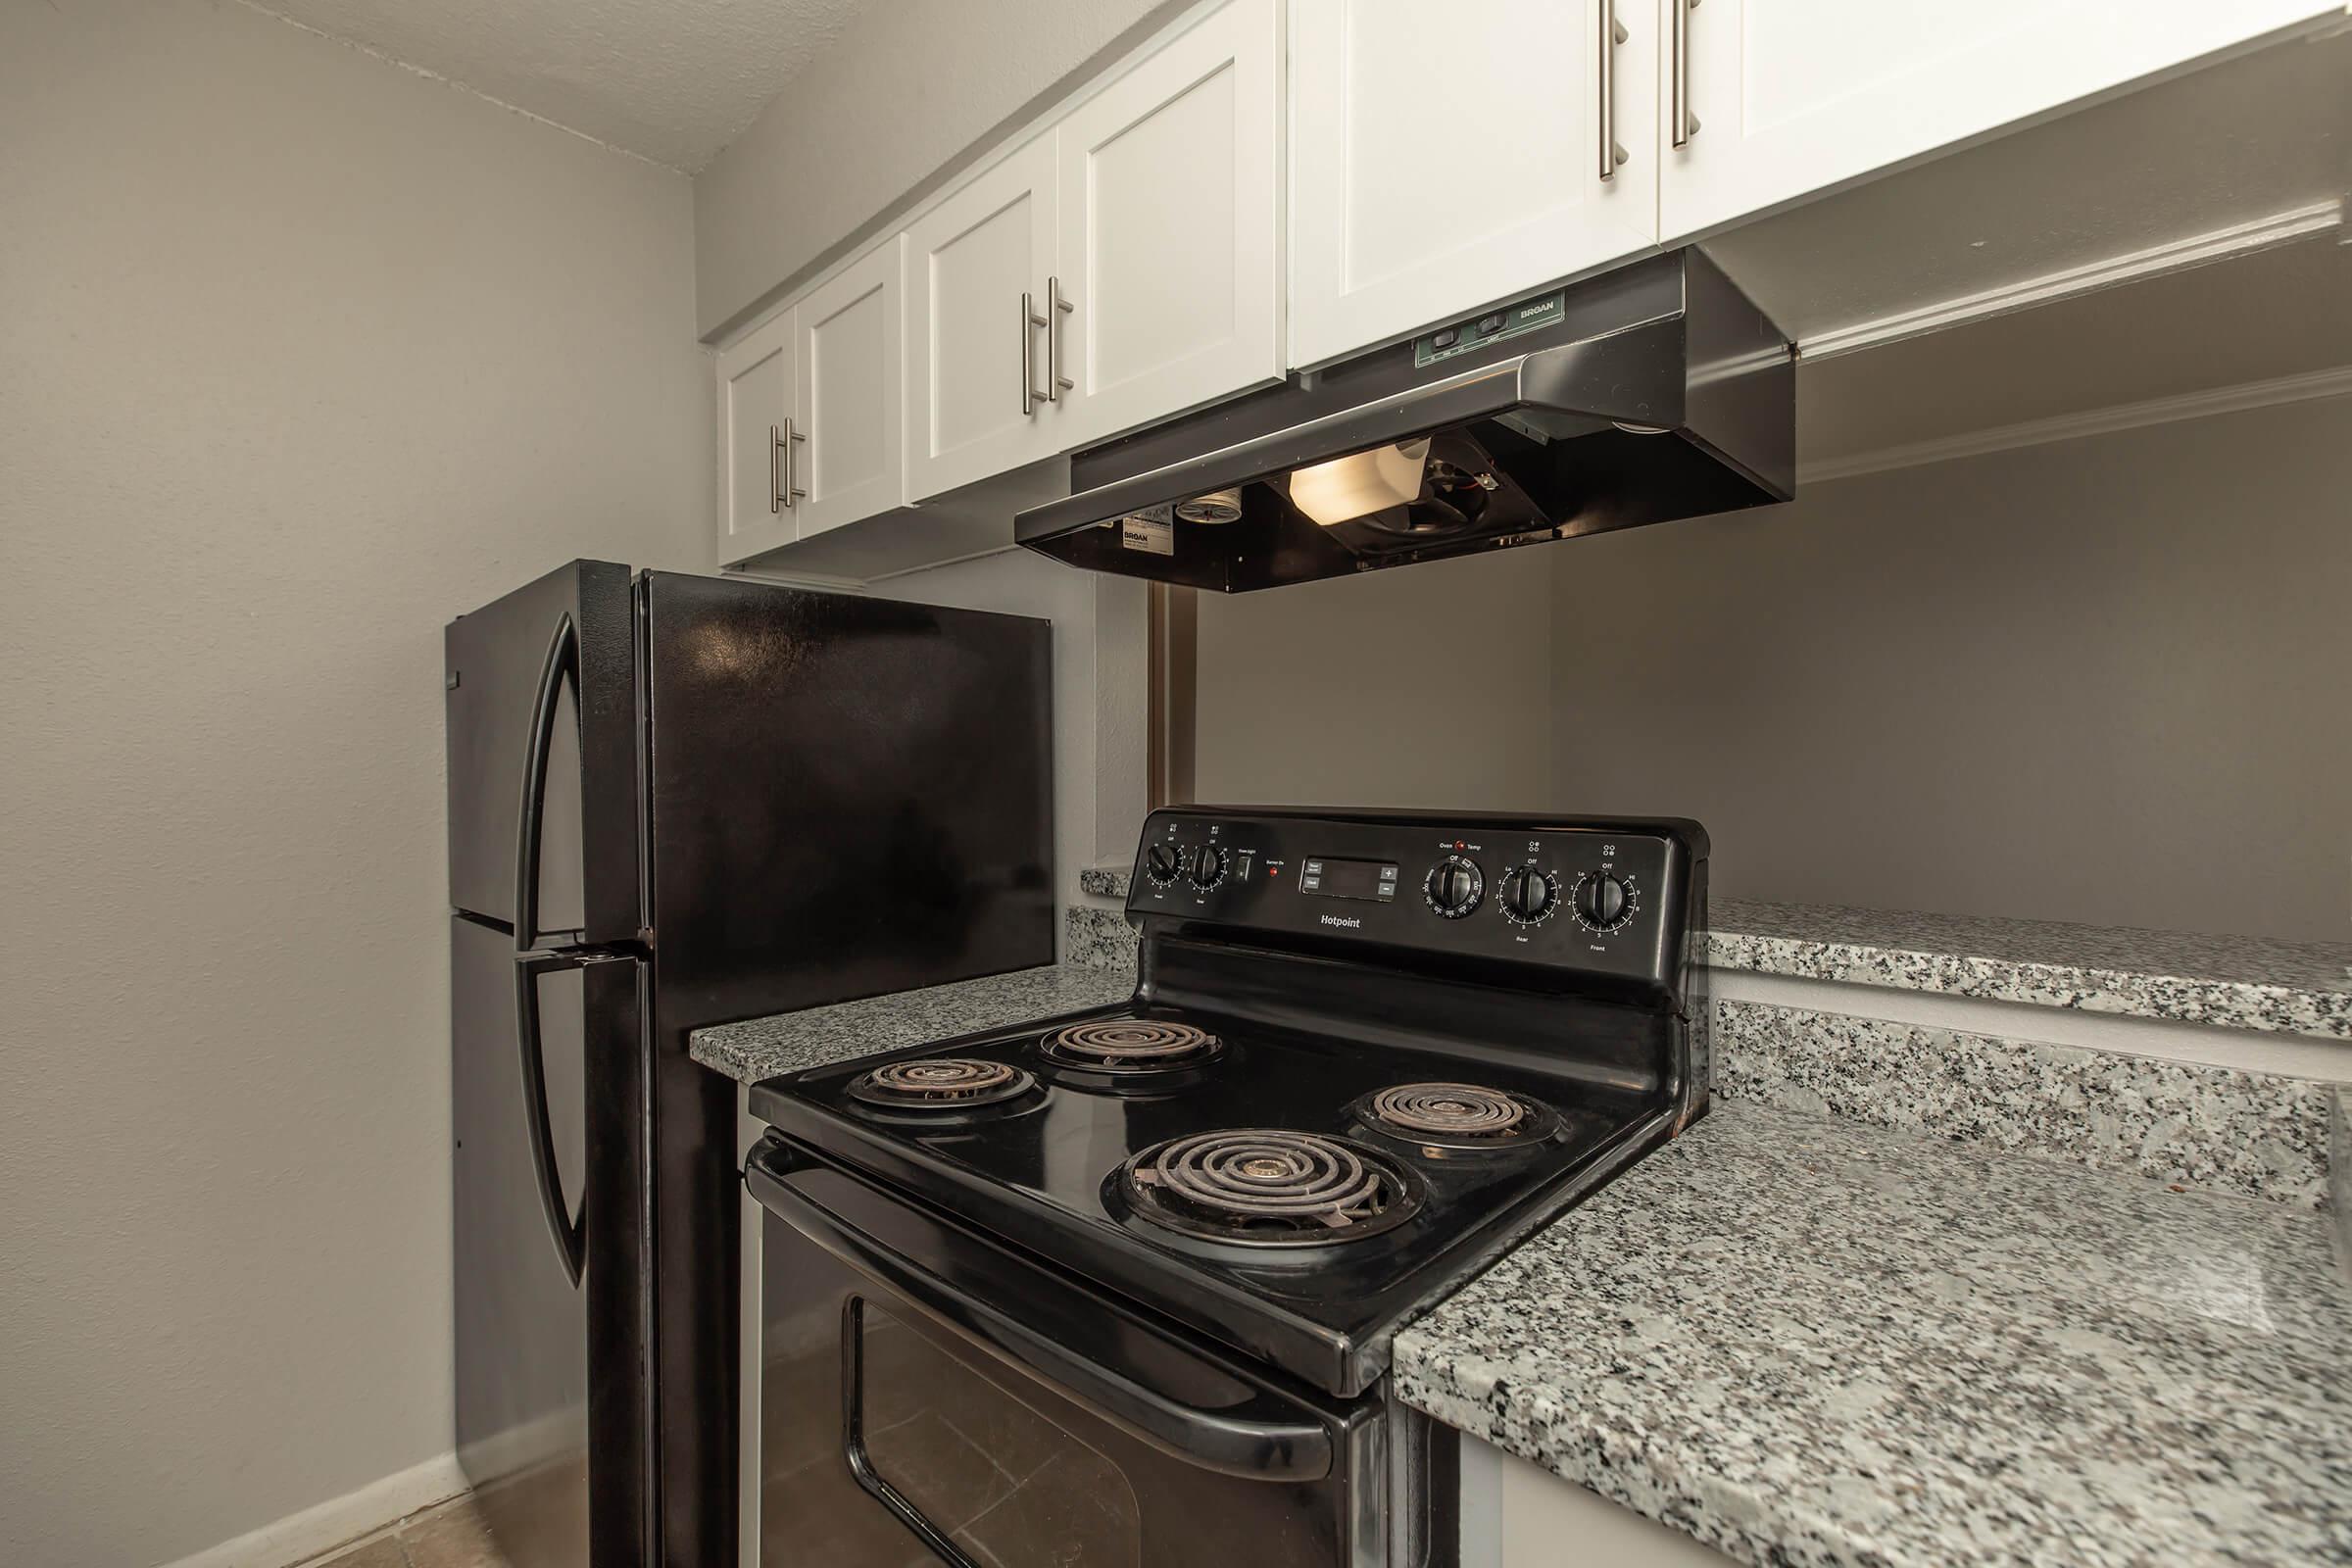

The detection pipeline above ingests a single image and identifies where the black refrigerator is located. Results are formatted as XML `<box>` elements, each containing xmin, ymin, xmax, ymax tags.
<box><xmin>446</xmin><ymin>563</ymin><xmax>1054</xmax><ymax>1567</ymax></box>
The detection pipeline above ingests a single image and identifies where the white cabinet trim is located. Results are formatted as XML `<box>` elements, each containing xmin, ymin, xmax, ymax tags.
<box><xmin>1055</xmin><ymin>0</ymin><xmax>1286</xmax><ymax>446</ymax></box>
<box><xmin>1797</xmin><ymin>196</ymin><xmax>2342</xmax><ymax>362</ymax></box>
<box><xmin>792</xmin><ymin>237</ymin><xmax>906</xmax><ymax>537</ymax></box>
<box><xmin>903</xmin><ymin>132</ymin><xmax>1067</xmax><ymax>504</ymax></box>
<box><xmin>714</xmin><ymin>313</ymin><xmax>797</xmax><ymax>566</ymax></box>
<box><xmin>1657</xmin><ymin>0</ymin><xmax>2343</xmax><ymax>243</ymax></box>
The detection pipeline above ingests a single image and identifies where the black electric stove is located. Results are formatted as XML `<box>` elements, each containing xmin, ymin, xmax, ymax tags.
<box><xmin>749</xmin><ymin>808</ymin><xmax>1711</xmax><ymax>1400</ymax></box>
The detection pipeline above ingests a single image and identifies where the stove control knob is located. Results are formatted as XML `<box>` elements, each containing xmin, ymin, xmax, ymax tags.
<box><xmin>1498</xmin><ymin>867</ymin><xmax>1558</xmax><ymax>925</ymax></box>
<box><xmin>1424</xmin><ymin>857</ymin><xmax>1483</xmax><ymax>918</ymax></box>
<box><xmin>1574</xmin><ymin>871</ymin><xmax>1631</xmax><ymax>930</ymax></box>
<box><xmin>1144</xmin><ymin>843</ymin><xmax>1183</xmax><ymax>887</ymax></box>
<box><xmin>1189</xmin><ymin>845</ymin><xmax>1228</xmax><ymax>890</ymax></box>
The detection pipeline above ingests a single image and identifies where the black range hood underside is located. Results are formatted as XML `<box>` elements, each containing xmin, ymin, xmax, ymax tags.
<box><xmin>1016</xmin><ymin>248</ymin><xmax>1795</xmax><ymax>593</ymax></box>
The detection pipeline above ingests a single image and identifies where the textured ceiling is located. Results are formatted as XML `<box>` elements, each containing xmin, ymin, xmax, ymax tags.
<box><xmin>250</xmin><ymin>0</ymin><xmax>878</xmax><ymax>170</ymax></box>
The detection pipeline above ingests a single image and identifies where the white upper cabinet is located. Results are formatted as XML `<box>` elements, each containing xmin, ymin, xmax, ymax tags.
<box><xmin>1659</xmin><ymin>0</ymin><xmax>2341</xmax><ymax>241</ymax></box>
<box><xmin>713</xmin><ymin>243</ymin><xmax>905</xmax><ymax>568</ymax></box>
<box><xmin>1055</xmin><ymin>0</ymin><xmax>1284</xmax><ymax>445</ymax></box>
<box><xmin>792</xmin><ymin>238</ymin><xmax>905</xmax><ymax>539</ymax></box>
<box><xmin>1289</xmin><ymin>0</ymin><xmax>1660</xmax><ymax>368</ymax></box>
<box><xmin>905</xmin><ymin>133</ymin><xmax>1065</xmax><ymax>503</ymax></box>
<box><xmin>722</xmin><ymin>0</ymin><xmax>2346</xmax><ymax>573</ymax></box>
<box><xmin>714</xmin><ymin>311</ymin><xmax>796</xmax><ymax>565</ymax></box>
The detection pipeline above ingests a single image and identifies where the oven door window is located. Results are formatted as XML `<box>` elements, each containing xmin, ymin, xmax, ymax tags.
<box><xmin>845</xmin><ymin>1296</ymin><xmax>1143</xmax><ymax>1567</ymax></box>
<box><xmin>753</xmin><ymin>1155</ymin><xmax>1367</xmax><ymax>1568</ymax></box>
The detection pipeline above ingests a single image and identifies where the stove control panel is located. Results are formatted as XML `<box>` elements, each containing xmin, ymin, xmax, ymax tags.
<box><xmin>1125</xmin><ymin>808</ymin><xmax>1701</xmax><ymax>988</ymax></box>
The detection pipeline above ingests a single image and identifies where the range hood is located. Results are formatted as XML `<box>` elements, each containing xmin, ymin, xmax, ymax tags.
<box><xmin>1016</xmin><ymin>248</ymin><xmax>1793</xmax><ymax>592</ymax></box>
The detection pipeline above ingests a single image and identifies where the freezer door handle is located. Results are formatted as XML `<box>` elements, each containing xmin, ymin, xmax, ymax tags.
<box><xmin>513</xmin><ymin>612</ymin><xmax>576</xmax><ymax>953</ymax></box>
<box><xmin>747</xmin><ymin>1141</ymin><xmax>1338</xmax><ymax>1483</ymax></box>
<box><xmin>514</xmin><ymin>950</ymin><xmax>589</xmax><ymax>1288</ymax></box>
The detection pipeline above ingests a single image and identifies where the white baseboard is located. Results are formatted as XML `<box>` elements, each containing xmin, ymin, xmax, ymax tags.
<box><xmin>156</xmin><ymin>1450</ymin><xmax>467</xmax><ymax>1568</ymax></box>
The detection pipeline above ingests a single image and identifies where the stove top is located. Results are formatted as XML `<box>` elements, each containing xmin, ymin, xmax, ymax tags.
<box><xmin>754</xmin><ymin>1000</ymin><xmax>1668</xmax><ymax>1394</ymax></box>
<box><xmin>752</xmin><ymin>808</ymin><xmax>1710</xmax><ymax>1396</ymax></box>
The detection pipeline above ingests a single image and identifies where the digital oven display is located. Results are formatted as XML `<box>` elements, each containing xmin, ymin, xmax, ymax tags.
<box><xmin>1298</xmin><ymin>857</ymin><xmax>1398</xmax><ymax>902</ymax></box>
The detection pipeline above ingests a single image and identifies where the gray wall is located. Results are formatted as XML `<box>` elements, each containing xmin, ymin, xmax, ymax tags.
<box><xmin>693</xmin><ymin>0</ymin><xmax>1181</xmax><ymax>338</ymax></box>
<box><xmin>1544</xmin><ymin>396</ymin><xmax>2351</xmax><ymax>944</ymax></box>
<box><xmin>1188</xmin><ymin>399</ymin><xmax>2350</xmax><ymax>945</ymax></box>
<box><xmin>1193</xmin><ymin>551</ymin><xmax>1555</xmax><ymax>809</ymax></box>
<box><xmin>0</xmin><ymin>2</ymin><xmax>710</xmax><ymax>1561</ymax></box>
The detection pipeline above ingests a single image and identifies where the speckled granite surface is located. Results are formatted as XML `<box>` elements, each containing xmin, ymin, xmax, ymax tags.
<box><xmin>1715</xmin><ymin>999</ymin><xmax>2334</xmax><ymax>1207</ymax></box>
<box><xmin>690</xmin><ymin>957</ymin><xmax>1136</xmax><ymax>1084</ymax></box>
<box><xmin>1077</xmin><ymin>865</ymin><xmax>1130</xmax><ymax>900</ymax></box>
<box><xmin>1396</xmin><ymin>1100</ymin><xmax>2352</xmax><ymax>1568</ymax></box>
<box><xmin>2333</xmin><ymin>1090</ymin><xmax>2352</xmax><ymax>1275</ymax></box>
<box><xmin>1063</xmin><ymin>904</ymin><xmax>1138</xmax><ymax>970</ymax></box>
<box><xmin>1709</xmin><ymin>898</ymin><xmax>2352</xmax><ymax>1039</ymax></box>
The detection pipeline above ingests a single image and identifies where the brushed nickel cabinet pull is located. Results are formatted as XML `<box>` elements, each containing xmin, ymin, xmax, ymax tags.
<box><xmin>1598</xmin><ymin>0</ymin><xmax>1630</xmax><ymax>181</ymax></box>
<box><xmin>1023</xmin><ymin>290</ymin><xmax>1053</xmax><ymax>415</ymax></box>
<box><xmin>783</xmin><ymin>417</ymin><xmax>807</xmax><ymax>507</ymax></box>
<box><xmin>768</xmin><ymin>423</ymin><xmax>784</xmax><ymax>514</ymax></box>
<box><xmin>1047</xmin><ymin>275</ymin><xmax>1074</xmax><ymax>403</ymax></box>
<box><xmin>1672</xmin><ymin>0</ymin><xmax>1701</xmax><ymax>148</ymax></box>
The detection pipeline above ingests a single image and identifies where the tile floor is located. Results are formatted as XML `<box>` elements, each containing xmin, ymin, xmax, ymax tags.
<box><xmin>295</xmin><ymin>1494</ymin><xmax>510</xmax><ymax>1568</ymax></box>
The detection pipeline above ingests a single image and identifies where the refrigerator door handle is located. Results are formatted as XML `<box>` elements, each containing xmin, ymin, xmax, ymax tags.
<box><xmin>514</xmin><ymin>612</ymin><xmax>577</xmax><ymax>953</ymax></box>
<box><xmin>514</xmin><ymin>951</ymin><xmax>589</xmax><ymax>1288</ymax></box>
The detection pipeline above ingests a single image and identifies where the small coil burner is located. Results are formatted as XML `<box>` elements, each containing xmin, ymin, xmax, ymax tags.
<box><xmin>849</xmin><ymin>1057</ymin><xmax>1036</xmax><ymax>1111</ymax></box>
<box><xmin>1119</xmin><ymin>1130</ymin><xmax>1422</xmax><ymax>1246</ymax></box>
<box><xmin>1043</xmin><ymin>1019</ymin><xmax>1223</xmax><ymax>1072</ymax></box>
<box><xmin>1355</xmin><ymin>1083</ymin><xmax>1560</xmax><ymax>1152</ymax></box>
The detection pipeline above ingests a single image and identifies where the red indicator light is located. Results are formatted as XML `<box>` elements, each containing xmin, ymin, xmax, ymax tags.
<box><xmin>1269</xmin><ymin>864</ymin><xmax>1281</xmax><ymax>876</ymax></box>
<box><xmin>1453</xmin><ymin>840</ymin><xmax>1466</xmax><ymax>851</ymax></box>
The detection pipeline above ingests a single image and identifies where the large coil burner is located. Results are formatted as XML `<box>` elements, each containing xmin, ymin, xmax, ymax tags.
<box><xmin>848</xmin><ymin>1058</ymin><xmax>1037</xmax><ymax>1111</ymax></box>
<box><xmin>1043</xmin><ymin>1019</ymin><xmax>1224</xmax><ymax>1073</ymax></box>
<box><xmin>1118</xmin><ymin>1130</ymin><xmax>1422</xmax><ymax>1246</ymax></box>
<box><xmin>1353</xmin><ymin>1083</ymin><xmax>1561</xmax><ymax>1152</ymax></box>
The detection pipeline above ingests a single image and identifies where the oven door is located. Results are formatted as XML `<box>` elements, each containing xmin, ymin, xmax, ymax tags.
<box><xmin>743</xmin><ymin>1133</ymin><xmax>1386</xmax><ymax>1568</ymax></box>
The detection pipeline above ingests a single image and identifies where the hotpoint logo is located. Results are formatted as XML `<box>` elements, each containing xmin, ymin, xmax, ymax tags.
<box><xmin>1317</xmin><ymin>913</ymin><xmax>1363</xmax><ymax>929</ymax></box>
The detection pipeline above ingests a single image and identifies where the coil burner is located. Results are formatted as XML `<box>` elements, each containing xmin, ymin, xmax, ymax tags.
<box><xmin>849</xmin><ymin>1058</ymin><xmax>1037</xmax><ymax>1111</ymax></box>
<box><xmin>1119</xmin><ymin>1131</ymin><xmax>1422</xmax><ymax>1246</ymax></box>
<box><xmin>1043</xmin><ymin>1019</ymin><xmax>1224</xmax><ymax>1072</ymax></box>
<box><xmin>1355</xmin><ymin>1083</ymin><xmax>1560</xmax><ymax>1152</ymax></box>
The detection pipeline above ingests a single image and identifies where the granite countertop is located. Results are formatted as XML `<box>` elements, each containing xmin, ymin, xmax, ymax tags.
<box><xmin>691</xmin><ymin>959</ymin><xmax>1136</xmax><ymax>1084</ymax></box>
<box><xmin>1085</xmin><ymin>867</ymin><xmax>2352</xmax><ymax>1038</ymax></box>
<box><xmin>1078</xmin><ymin>864</ymin><xmax>1131</xmax><ymax>900</ymax></box>
<box><xmin>1394</xmin><ymin>1099</ymin><xmax>2352</xmax><ymax>1568</ymax></box>
<box><xmin>1708</xmin><ymin>897</ymin><xmax>2352</xmax><ymax>1040</ymax></box>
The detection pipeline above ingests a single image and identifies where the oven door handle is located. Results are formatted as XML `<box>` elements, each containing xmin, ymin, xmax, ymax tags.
<box><xmin>746</xmin><ymin>1149</ymin><xmax>1338</xmax><ymax>1484</ymax></box>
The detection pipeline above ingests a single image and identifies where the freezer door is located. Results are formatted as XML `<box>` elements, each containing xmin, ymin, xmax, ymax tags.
<box><xmin>638</xmin><ymin>570</ymin><xmax>1055</xmax><ymax>1031</ymax></box>
<box><xmin>452</xmin><ymin>915</ymin><xmax>650</xmax><ymax>1568</ymax></box>
<box><xmin>445</xmin><ymin>561</ymin><xmax>641</xmax><ymax>945</ymax></box>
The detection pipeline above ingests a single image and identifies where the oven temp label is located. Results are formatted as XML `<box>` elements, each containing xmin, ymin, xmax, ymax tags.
<box><xmin>1119</xmin><ymin>506</ymin><xmax>1174</xmax><ymax>556</ymax></box>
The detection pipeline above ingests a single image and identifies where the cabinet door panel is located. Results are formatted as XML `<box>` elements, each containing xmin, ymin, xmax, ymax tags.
<box><xmin>1661</xmin><ymin>0</ymin><xmax>2338</xmax><ymax>240</ymax></box>
<box><xmin>714</xmin><ymin>313</ymin><xmax>795</xmax><ymax>565</ymax></box>
<box><xmin>1058</xmin><ymin>0</ymin><xmax>1282</xmax><ymax>445</ymax></box>
<box><xmin>794</xmin><ymin>238</ymin><xmax>905</xmax><ymax>538</ymax></box>
<box><xmin>1290</xmin><ymin>0</ymin><xmax>1658</xmax><ymax>368</ymax></box>
<box><xmin>905</xmin><ymin>135</ymin><xmax>1062</xmax><ymax>502</ymax></box>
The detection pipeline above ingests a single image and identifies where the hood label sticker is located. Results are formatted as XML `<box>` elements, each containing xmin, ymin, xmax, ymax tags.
<box><xmin>1120</xmin><ymin>506</ymin><xmax>1175</xmax><ymax>556</ymax></box>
